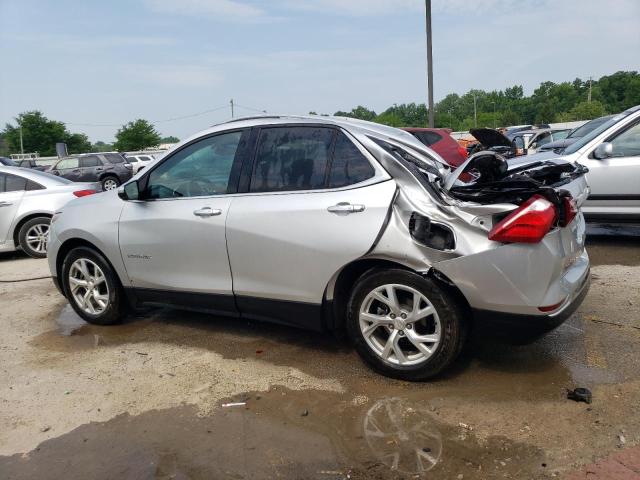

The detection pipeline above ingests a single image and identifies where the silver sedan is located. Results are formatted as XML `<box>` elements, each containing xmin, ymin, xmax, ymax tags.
<box><xmin>0</xmin><ymin>166</ymin><xmax>98</xmax><ymax>258</ymax></box>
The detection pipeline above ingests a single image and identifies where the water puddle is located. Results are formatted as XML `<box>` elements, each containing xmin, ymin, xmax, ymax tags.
<box><xmin>0</xmin><ymin>390</ymin><xmax>547</xmax><ymax>479</ymax></box>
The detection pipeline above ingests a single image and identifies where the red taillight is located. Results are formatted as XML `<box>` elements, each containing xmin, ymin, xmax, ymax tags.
<box><xmin>538</xmin><ymin>298</ymin><xmax>566</xmax><ymax>312</ymax></box>
<box><xmin>488</xmin><ymin>194</ymin><xmax>557</xmax><ymax>244</ymax></box>
<box><xmin>73</xmin><ymin>189</ymin><xmax>97</xmax><ymax>197</ymax></box>
<box><xmin>457</xmin><ymin>145</ymin><xmax>468</xmax><ymax>159</ymax></box>
<box><xmin>559</xmin><ymin>196</ymin><xmax>578</xmax><ymax>227</ymax></box>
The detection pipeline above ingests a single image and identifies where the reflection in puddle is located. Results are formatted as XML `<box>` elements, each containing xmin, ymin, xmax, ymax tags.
<box><xmin>364</xmin><ymin>398</ymin><xmax>442</xmax><ymax>474</ymax></box>
<box><xmin>55</xmin><ymin>305</ymin><xmax>87</xmax><ymax>336</ymax></box>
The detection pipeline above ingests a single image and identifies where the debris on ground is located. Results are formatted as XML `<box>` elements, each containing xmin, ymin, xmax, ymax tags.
<box><xmin>39</xmin><ymin>426</ymin><xmax>50</xmax><ymax>433</ymax></box>
<box><xmin>301</xmin><ymin>409</ymin><xmax>309</xmax><ymax>416</ymax></box>
<box><xmin>459</xmin><ymin>422</ymin><xmax>473</xmax><ymax>431</ymax></box>
<box><xmin>567</xmin><ymin>387</ymin><xmax>592</xmax><ymax>404</ymax></box>
<box><xmin>221</xmin><ymin>402</ymin><xmax>246</xmax><ymax>407</ymax></box>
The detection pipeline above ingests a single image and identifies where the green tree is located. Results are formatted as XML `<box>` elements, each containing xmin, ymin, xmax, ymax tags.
<box><xmin>334</xmin><ymin>106</ymin><xmax>377</xmax><ymax>121</ymax></box>
<box><xmin>160</xmin><ymin>136</ymin><xmax>179</xmax><ymax>143</ymax></box>
<box><xmin>65</xmin><ymin>133</ymin><xmax>92</xmax><ymax>154</ymax></box>
<box><xmin>2</xmin><ymin>111</ymin><xmax>67</xmax><ymax>156</ymax></box>
<box><xmin>91</xmin><ymin>141</ymin><xmax>114</xmax><ymax>153</ymax></box>
<box><xmin>114</xmin><ymin>119</ymin><xmax>161</xmax><ymax>151</ymax></box>
<box><xmin>568</xmin><ymin>101</ymin><xmax>607</xmax><ymax>121</ymax></box>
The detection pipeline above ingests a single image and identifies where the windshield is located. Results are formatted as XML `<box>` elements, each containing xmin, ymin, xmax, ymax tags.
<box><xmin>567</xmin><ymin>115</ymin><xmax>614</xmax><ymax>139</ymax></box>
<box><xmin>563</xmin><ymin>110</ymin><xmax>637</xmax><ymax>155</ymax></box>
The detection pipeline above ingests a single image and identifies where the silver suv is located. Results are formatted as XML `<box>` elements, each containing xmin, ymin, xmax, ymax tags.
<box><xmin>48</xmin><ymin>116</ymin><xmax>590</xmax><ymax>380</ymax></box>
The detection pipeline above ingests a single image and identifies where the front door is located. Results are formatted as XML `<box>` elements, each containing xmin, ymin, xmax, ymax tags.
<box><xmin>226</xmin><ymin>126</ymin><xmax>396</xmax><ymax>328</ymax></box>
<box><xmin>0</xmin><ymin>173</ymin><xmax>25</xmax><ymax>246</ymax></box>
<box><xmin>52</xmin><ymin>157</ymin><xmax>81</xmax><ymax>182</ymax></box>
<box><xmin>582</xmin><ymin>119</ymin><xmax>640</xmax><ymax>221</ymax></box>
<box><xmin>78</xmin><ymin>155</ymin><xmax>103</xmax><ymax>182</ymax></box>
<box><xmin>118</xmin><ymin>129</ymin><xmax>248</xmax><ymax>315</ymax></box>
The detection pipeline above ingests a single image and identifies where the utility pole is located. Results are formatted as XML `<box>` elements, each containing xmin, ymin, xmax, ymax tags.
<box><xmin>587</xmin><ymin>76</ymin><xmax>592</xmax><ymax>103</ymax></box>
<box><xmin>230</xmin><ymin>98</ymin><xmax>234</xmax><ymax>118</ymax></box>
<box><xmin>19</xmin><ymin>125</ymin><xmax>24</xmax><ymax>154</ymax></box>
<box><xmin>473</xmin><ymin>93</ymin><xmax>477</xmax><ymax>128</ymax></box>
<box><xmin>492</xmin><ymin>101</ymin><xmax>496</xmax><ymax>128</ymax></box>
<box><xmin>425</xmin><ymin>0</ymin><xmax>434</xmax><ymax>127</ymax></box>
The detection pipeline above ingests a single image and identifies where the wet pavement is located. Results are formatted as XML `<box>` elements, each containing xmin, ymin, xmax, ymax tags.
<box><xmin>1</xmin><ymin>225</ymin><xmax>639</xmax><ymax>479</ymax></box>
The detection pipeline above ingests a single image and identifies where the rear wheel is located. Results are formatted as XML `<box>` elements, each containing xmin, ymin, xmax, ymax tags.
<box><xmin>61</xmin><ymin>247</ymin><xmax>126</xmax><ymax>325</ymax></box>
<box><xmin>346</xmin><ymin>269</ymin><xmax>465</xmax><ymax>381</ymax></box>
<box><xmin>18</xmin><ymin>217</ymin><xmax>50</xmax><ymax>258</ymax></box>
<box><xmin>101</xmin><ymin>175</ymin><xmax>120</xmax><ymax>191</ymax></box>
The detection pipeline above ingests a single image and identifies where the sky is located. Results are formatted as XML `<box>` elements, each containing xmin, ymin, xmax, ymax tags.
<box><xmin>1</xmin><ymin>0</ymin><xmax>639</xmax><ymax>142</ymax></box>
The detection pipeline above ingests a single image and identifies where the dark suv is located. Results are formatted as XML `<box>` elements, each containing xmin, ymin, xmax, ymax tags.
<box><xmin>50</xmin><ymin>153</ymin><xmax>133</xmax><ymax>190</ymax></box>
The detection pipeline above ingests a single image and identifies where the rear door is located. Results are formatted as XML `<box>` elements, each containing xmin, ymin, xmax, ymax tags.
<box><xmin>226</xmin><ymin>125</ymin><xmax>395</xmax><ymax>328</ymax></box>
<box><xmin>0</xmin><ymin>173</ymin><xmax>26</xmax><ymax>245</ymax></box>
<box><xmin>581</xmin><ymin>119</ymin><xmax>640</xmax><ymax>220</ymax></box>
<box><xmin>78</xmin><ymin>155</ymin><xmax>103</xmax><ymax>181</ymax></box>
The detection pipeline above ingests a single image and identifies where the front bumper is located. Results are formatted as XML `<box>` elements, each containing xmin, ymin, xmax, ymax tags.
<box><xmin>472</xmin><ymin>271</ymin><xmax>590</xmax><ymax>341</ymax></box>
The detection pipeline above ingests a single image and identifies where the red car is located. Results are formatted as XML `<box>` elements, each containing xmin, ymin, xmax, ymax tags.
<box><xmin>402</xmin><ymin>127</ymin><xmax>468</xmax><ymax>168</ymax></box>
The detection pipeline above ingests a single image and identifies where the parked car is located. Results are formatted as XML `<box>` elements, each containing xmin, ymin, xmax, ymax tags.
<box><xmin>17</xmin><ymin>159</ymin><xmax>49</xmax><ymax>171</ymax></box>
<box><xmin>538</xmin><ymin>115</ymin><xmax>615</xmax><ymax>153</ymax></box>
<box><xmin>507</xmin><ymin>128</ymin><xmax>572</xmax><ymax>155</ymax></box>
<box><xmin>0</xmin><ymin>167</ymin><xmax>98</xmax><ymax>258</ymax></box>
<box><xmin>48</xmin><ymin>115</ymin><xmax>590</xmax><ymax>380</ymax></box>
<box><xmin>125</xmin><ymin>154</ymin><xmax>154</xmax><ymax>173</ymax></box>
<box><xmin>526</xmin><ymin>104</ymin><xmax>640</xmax><ymax>223</ymax></box>
<box><xmin>49</xmin><ymin>152</ymin><xmax>133</xmax><ymax>190</ymax></box>
<box><xmin>401</xmin><ymin>127</ymin><xmax>468</xmax><ymax>167</ymax></box>
<box><xmin>0</xmin><ymin>157</ymin><xmax>17</xmax><ymax>167</ymax></box>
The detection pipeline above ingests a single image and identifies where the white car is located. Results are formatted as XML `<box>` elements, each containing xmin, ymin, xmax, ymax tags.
<box><xmin>0</xmin><ymin>167</ymin><xmax>98</xmax><ymax>257</ymax></box>
<box><xmin>125</xmin><ymin>154</ymin><xmax>154</xmax><ymax>173</ymax></box>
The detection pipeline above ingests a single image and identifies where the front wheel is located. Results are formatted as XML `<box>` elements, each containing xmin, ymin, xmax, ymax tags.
<box><xmin>346</xmin><ymin>269</ymin><xmax>466</xmax><ymax>381</ymax></box>
<box><xmin>61</xmin><ymin>247</ymin><xmax>127</xmax><ymax>325</ymax></box>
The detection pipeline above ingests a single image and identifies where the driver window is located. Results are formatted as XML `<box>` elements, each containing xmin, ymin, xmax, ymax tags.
<box><xmin>146</xmin><ymin>131</ymin><xmax>243</xmax><ymax>199</ymax></box>
<box><xmin>610</xmin><ymin>122</ymin><xmax>640</xmax><ymax>157</ymax></box>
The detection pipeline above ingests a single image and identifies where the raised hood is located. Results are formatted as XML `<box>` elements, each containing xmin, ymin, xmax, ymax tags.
<box><xmin>469</xmin><ymin>128</ymin><xmax>513</xmax><ymax>148</ymax></box>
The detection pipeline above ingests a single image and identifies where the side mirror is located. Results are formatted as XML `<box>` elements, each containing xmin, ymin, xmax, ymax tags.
<box><xmin>118</xmin><ymin>180</ymin><xmax>140</xmax><ymax>200</ymax></box>
<box><xmin>593</xmin><ymin>142</ymin><xmax>613</xmax><ymax>159</ymax></box>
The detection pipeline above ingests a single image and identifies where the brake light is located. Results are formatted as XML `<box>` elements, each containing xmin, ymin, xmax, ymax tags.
<box><xmin>457</xmin><ymin>145</ymin><xmax>468</xmax><ymax>159</ymax></box>
<box><xmin>73</xmin><ymin>189</ymin><xmax>97</xmax><ymax>197</ymax></box>
<box><xmin>488</xmin><ymin>194</ymin><xmax>557</xmax><ymax>243</ymax></box>
<box><xmin>559</xmin><ymin>196</ymin><xmax>578</xmax><ymax>227</ymax></box>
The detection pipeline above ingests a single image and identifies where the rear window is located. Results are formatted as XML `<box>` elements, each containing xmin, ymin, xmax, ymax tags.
<box><xmin>26</xmin><ymin>180</ymin><xmax>45</xmax><ymax>190</ymax></box>
<box><xmin>415</xmin><ymin>131</ymin><xmax>443</xmax><ymax>146</ymax></box>
<box><xmin>2</xmin><ymin>173</ymin><xmax>27</xmax><ymax>192</ymax></box>
<box><xmin>104</xmin><ymin>153</ymin><xmax>125</xmax><ymax>164</ymax></box>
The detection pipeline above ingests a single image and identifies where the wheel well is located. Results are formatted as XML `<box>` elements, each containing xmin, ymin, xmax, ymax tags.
<box><xmin>325</xmin><ymin>258</ymin><xmax>413</xmax><ymax>332</ymax></box>
<box><xmin>324</xmin><ymin>259</ymin><xmax>473</xmax><ymax>333</ymax></box>
<box><xmin>99</xmin><ymin>173</ymin><xmax>118</xmax><ymax>181</ymax></box>
<box><xmin>55</xmin><ymin>238</ymin><xmax>115</xmax><ymax>285</ymax></box>
<box><xmin>13</xmin><ymin>213</ymin><xmax>52</xmax><ymax>247</ymax></box>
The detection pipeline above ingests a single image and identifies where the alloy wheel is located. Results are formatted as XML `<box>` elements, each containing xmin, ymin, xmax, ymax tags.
<box><xmin>359</xmin><ymin>284</ymin><xmax>441</xmax><ymax>366</ymax></box>
<box><xmin>25</xmin><ymin>223</ymin><xmax>49</xmax><ymax>254</ymax></box>
<box><xmin>68</xmin><ymin>258</ymin><xmax>110</xmax><ymax>315</ymax></box>
<box><xmin>103</xmin><ymin>178</ymin><xmax>118</xmax><ymax>190</ymax></box>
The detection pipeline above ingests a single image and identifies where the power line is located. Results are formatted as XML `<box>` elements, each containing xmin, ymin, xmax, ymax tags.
<box><xmin>62</xmin><ymin>102</ymin><xmax>265</xmax><ymax>128</ymax></box>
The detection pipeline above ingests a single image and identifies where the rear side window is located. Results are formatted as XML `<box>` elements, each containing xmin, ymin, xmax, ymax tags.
<box><xmin>80</xmin><ymin>156</ymin><xmax>102</xmax><ymax>167</ymax></box>
<box><xmin>4</xmin><ymin>173</ymin><xmax>27</xmax><ymax>192</ymax></box>
<box><xmin>104</xmin><ymin>153</ymin><xmax>124</xmax><ymax>164</ymax></box>
<box><xmin>250</xmin><ymin>127</ymin><xmax>333</xmax><ymax>192</ymax></box>
<box><xmin>328</xmin><ymin>132</ymin><xmax>375</xmax><ymax>188</ymax></box>
<box><xmin>416</xmin><ymin>131</ymin><xmax>442</xmax><ymax>146</ymax></box>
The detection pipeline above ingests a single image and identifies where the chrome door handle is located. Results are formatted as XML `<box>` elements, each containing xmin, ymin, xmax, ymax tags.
<box><xmin>327</xmin><ymin>202</ymin><xmax>365</xmax><ymax>214</ymax></box>
<box><xmin>193</xmin><ymin>207</ymin><xmax>222</xmax><ymax>218</ymax></box>
<box><xmin>0</xmin><ymin>202</ymin><xmax>13</xmax><ymax>207</ymax></box>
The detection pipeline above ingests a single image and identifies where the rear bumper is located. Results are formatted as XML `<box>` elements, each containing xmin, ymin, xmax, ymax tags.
<box><xmin>472</xmin><ymin>271</ymin><xmax>590</xmax><ymax>340</ymax></box>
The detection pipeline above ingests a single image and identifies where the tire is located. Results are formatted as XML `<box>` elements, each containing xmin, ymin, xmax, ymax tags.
<box><xmin>61</xmin><ymin>246</ymin><xmax>127</xmax><ymax>325</ymax></box>
<box><xmin>346</xmin><ymin>269</ymin><xmax>466</xmax><ymax>381</ymax></box>
<box><xmin>18</xmin><ymin>216</ymin><xmax>51</xmax><ymax>258</ymax></box>
<box><xmin>101</xmin><ymin>175</ymin><xmax>120</xmax><ymax>191</ymax></box>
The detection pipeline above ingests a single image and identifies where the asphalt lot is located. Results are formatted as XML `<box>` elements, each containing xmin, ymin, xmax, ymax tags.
<box><xmin>0</xmin><ymin>225</ymin><xmax>639</xmax><ymax>479</ymax></box>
